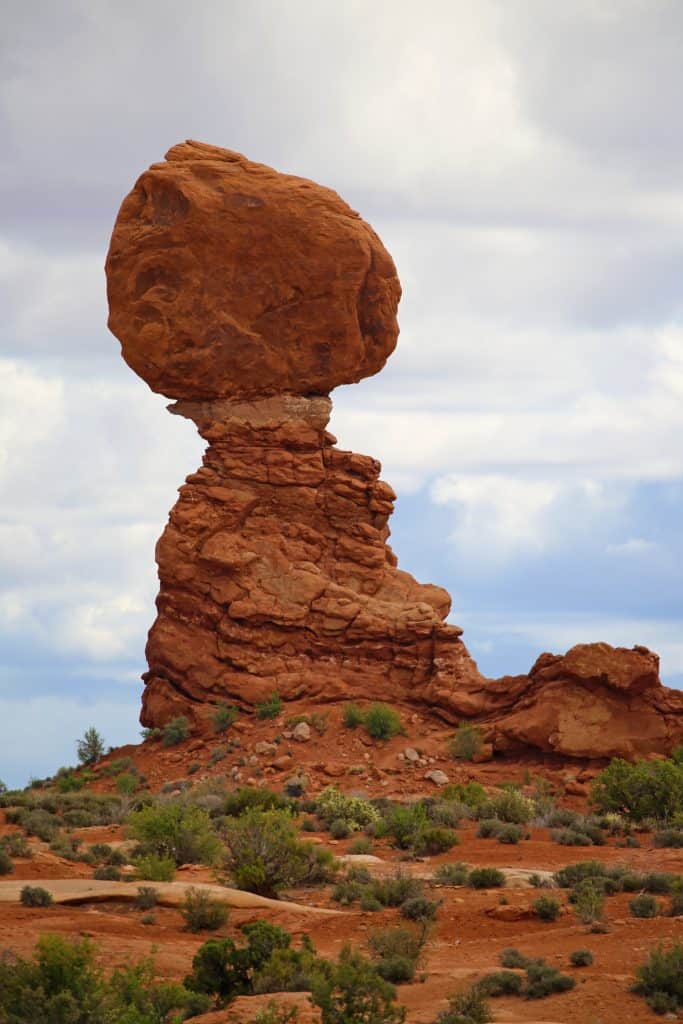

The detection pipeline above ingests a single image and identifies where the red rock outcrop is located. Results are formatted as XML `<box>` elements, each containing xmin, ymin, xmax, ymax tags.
<box><xmin>106</xmin><ymin>141</ymin><xmax>683</xmax><ymax>761</ymax></box>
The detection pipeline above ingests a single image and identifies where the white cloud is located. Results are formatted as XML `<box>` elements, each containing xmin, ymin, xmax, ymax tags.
<box><xmin>606</xmin><ymin>537</ymin><xmax>656</xmax><ymax>556</ymax></box>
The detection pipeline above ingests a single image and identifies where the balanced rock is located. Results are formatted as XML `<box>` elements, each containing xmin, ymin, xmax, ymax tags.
<box><xmin>107</xmin><ymin>142</ymin><xmax>683</xmax><ymax>761</ymax></box>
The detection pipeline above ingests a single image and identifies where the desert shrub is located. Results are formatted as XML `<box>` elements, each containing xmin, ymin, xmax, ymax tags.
<box><xmin>102</xmin><ymin>756</ymin><xmax>136</xmax><ymax>777</ymax></box>
<box><xmin>223</xmin><ymin>808</ymin><xmax>336</xmax><ymax>897</ymax></box>
<box><xmin>50</xmin><ymin>833</ymin><xmax>84</xmax><ymax>861</ymax></box>
<box><xmin>0</xmin><ymin>833</ymin><xmax>31</xmax><ymax>858</ymax></box>
<box><xmin>371</xmin><ymin>871</ymin><xmax>424</xmax><ymax>907</ymax></box>
<box><xmin>329</xmin><ymin>818</ymin><xmax>351</xmax><ymax>839</ymax></box>
<box><xmin>378</xmin><ymin>801</ymin><xmax>430</xmax><ymax>849</ymax></box>
<box><xmin>253</xmin><ymin>1003</ymin><xmax>299</xmax><ymax>1024</ymax></box>
<box><xmin>140</xmin><ymin>912</ymin><xmax>156</xmax><ymax>925</ymax></box>
<box><xmin>134</xmin><ymin>885</ymin><xmax>159</xmax><ymax>910</ymax></box>
<box><xmin>115</xmin><ymin>771</ymin><xmax>139</xmax><ymax>795</ymax></box>
<box><xmin>654</xmin><ymin>828</ymin><xmax>683</xmax><ymax>848</ymax></box>
<box><xmin>533</xmin><ymin>895</ymin><xmax>561</xmax><ymax>921</ymax></box>
<box><xmin>310</xmin><ymin>944</ymin><xmax>406</xmax><ymax>1024</ymax></box>
<box><xmin>0</xmin><ymin>850</ymin><xmax>13</xmax><ymax>875</ymax></box>
<box><xmin>349</xmin><ymin>836</ymin><xmax>372</xmax><ymax>855</ymax></box>
<box><xmin>162</xmin><ymin>715</ymin><xmax>191</xmax><ymax>746</ymax></box>
<box><xmin>0</xmin><ymin>934</ymin><xmax>207</xmax><ymax>1022</ymax></box>
<box><xmin>553</xmin><ymin>860</ymin><xmax>609</xmax><ymax>888</ymax></box>
<box><xmin>591</xmin><ymin>756</ymin><xmax>683</xmax><ymax>822</ymax></box>
<box><xmin>545</xmin><ymin>807</ymin><xmax>581</xmax><ymax>828</ymax></box>
<box><xmin>642</xmin><ymin>872</ymin><xmax>676</xmax><ymax>894</ymax></box>
<box><xmin>570</xmin><ymin>949</ymin><xmax>593</xmax><ymax>966</ymax></box>
<box><xmin>497</xmin><ymin>823</ymin><xmax>523</xmax><ymax>845</ymax></box>
<box><xmin>368</xmin><ymin>926</ymin><xmax>422</xmax><ymax>984</ymax></box>
<box><xmin>222</xmin><ymin>785</ymin><xmax>289</xmax><ymax>818</ymax></box>
<box><xmin>55</xmin><ymin>767</ymin><xmax>87</xmax><ymax>793</ymax></box>
<box><xmin>476</xmin><ymin>818</ymin><xmax>502</xmax><ymax>839</ymax></box>
<box><xmin>435</xmin><ymin>984</ymin><xmax>492</xmax><ymax>1024</ymax></box>
<box><xmin>133</xmin><ymin>853</ymin><xmax>176</xmax><ymax>881</ymax></box>
<box><xmin>433</xmin><ymin>862</ymin><xmax>469</xmax><ymax>886</ymax></box>
<box><xmin>212</xmin><ymin>702</ymin><xmax>238</xmax><ymax>733</ymax></box>
<box><xmin>315</xmin><ymin>787</ymin><xmax>380</xmax><ymax>830</ymax></box>
<box><xmin>630</xmin><ymin>894</ymin><xmax>658</xmax><ymax>918</ymax></box>
<box><xmin>360</xmin><ymin>895</ymin><xmax>383</xmax><ymax>912</ymax></box>
<box><xmin>524</xmin><ymin>961</ymin><xmax>575</xmax><ymax>999</ymax></box>
<box><xmin>528</xmin><ymin>872</ymin><xmax>552</xmax><ymax>888</ymax></box>
<box><xmin>633</xmin><ymin>943</ymin><xmax>683</xmax><ymax>1013</ymax></box>
<box><xmin>413</xmin><ymin>825</ymin><xmax>458</xmax><ymax>856</ymax></box>
<box><xmin>19</xmin><ymin>808</ymin><xmax>60</xmax><ymax>841</ymax></box>
<box><xmin>400</xmin><ymin>896</ymin><xmax>439</xmax><ymax>922</ymax></box>
<box><xmin>479</xmin><ymin>970</ymin><xmax>523</xmax><ymax>996</ymax></box>
<box><xmin>20</xmin><ymin>885</ymin><xmax>53</xmax><ymax>907</ymax></box>
<box><xmin>302</xmin><ymin>816</ymin><xmax>317</xmax><ymax>833</ymax></box>
<box><xmin>140</xmin><ymin>726</ymin><xmax>162</xmax><ymax>741</ymax></box>
<box><xmin>449</xmin><ymin>723</ymin><xmax>483</xmax><ymax>761</ymax></box>
<box><xmin>426</xmin><ymin>799</ymin><xmax>464</xmax><ymax>829</ymax></box>
<box><xmin>126</xmin><ymin>801</ymin><xmax>221</xmax><ymax>864</ymax></box>
<box><xmin>363</xmin><ymin>703</ymin><xmax>402</xmax><ymax>740</ymax></box>
<box><xmin>342</xmin><ymin>703</ymin><xmax>365</xmax><ymax>729</ymax></box>
<box><xmin>76</xmin><ymin>726</ymin><xmax>105</xmax><ymax>766</ymax></box>
<box><xmin>469</xmin><ymin>867</ymin><xmax>505</xmax><ymax>889</ymax></box>
<box><xmin>500</xmin><ymin>948</ymin><xmax>530</xmax><ymax>969</ymax></box>
<box><xmin>181</xmin><ymin>887</ymin><xmax>229</xmax><ymax>932</ymax></box>
<box><xmin>93</xmin><ymin>864</ymin><xmax>121</xmax><ymax>881</ymax></box>
<box><xmin>572</xmin><ymin>881</ymin><xmax>605</xmax><ymax>925</ymax></box>
<box><xmin>442</xmin><ymin>781</ymin><xmax>487</xmax><ymax>807</ymax></box>
<box><xmin>311</xmin><ymin>712</ymin><xmax>328</xmax><ymax>735</ymax></box>
<box><xmin>256</xmin><ymin>692</ymin><xmax>282</xmax><ymax>720</ymax></box>
<box><xmin>551</xmin><ymin>827</ymin><xmax>593</xmax><ymax>847</ymax></box>
<box><xmin>482</xmin><ymin>789</ymin><xmax>534</xmax><ymax>824</ymax></box>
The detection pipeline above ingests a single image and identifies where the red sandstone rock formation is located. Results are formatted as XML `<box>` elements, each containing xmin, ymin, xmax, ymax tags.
<box><xmin>106</xmin><ymin>141</ymin><xmax>683</xmax><ymax>760</ymax></box>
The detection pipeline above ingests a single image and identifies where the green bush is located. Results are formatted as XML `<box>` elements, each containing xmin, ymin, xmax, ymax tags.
<box><xmin>533</xmin><ymin>896</ymin><xmax>561</xmax><ymax>922</ymax></box>
<box><xmin>162</xmin><ymin>715</ymin><xmax>191</xmax><ymax>746</ymax></box>
<box><xmin>400</xmin><ymin>896</ymin><xmax>439</xmax><ymax>922</ymax></box>
<box><xmin>222</xmin><ymin>785</ymin><xmax>289</xmax><ymax>817</ymax></box>
<box><xmin>433</xmin><ymin>862</ymin><xmax>469</xmax><ymax>886</ymax></box>
<box><xmin>363</xmin><ymin>703</ymin><xmax>402</xmax><ymax>740</ymax></box>
<box><xmin>76</xmin><ymin>726</ymin><xmax>105</xmax><ymax>766</ymax></box>
<box><xmin>469</xmin><ymin>867</ymin><xmax>505</xmax><ymax>889</ymax></box>
<box><xmin>413</xmin><ymin>825</ymin><xmax>458</xmax><ymax>856</ymax></box>
<box><xmin>348</xmin><ymin>836</ymin><xmax>372</xmax><ymax>855</ymax></box>
<box><xmin>654</xmin><ymin>828</ymin><xmax>683</xmax><ymax>848</ymax></box>
<box><xmin>329</xmin><ymin>818</ymin><xmax>351</xmax><ymax>839</ymax></box>
<box><xmin>310</xmin><ymin>944</ymin><xmax>406</xmax><ymax>1024</ymax></box>
<box><xmin>181</xmin><ymin>887</ymin><xmax>229</xmax><ymax>932</ymax></box>
<box><xmin>0</xmin><ymin>833</ymin><xmax>31</xmax><ymax>858</ymax></box>
<box><xmin>93</xmin><ymin>864</ymin><xmax>121</xmax><ymax>881</ymax></box>
<box><xmin>481</xmin><ymin>788</ymin><xmax>534</xmax><ymax>824</ymax></box>
<box><xmin>442</xmin><ymin>781</ymin><xmax>487</xmax><ymax>807</ymax></box>
<box><xmin>20</xmin><ymin>885</ymin><xmax>53</xmax><ymax>907</ymax></box>
<box><xmin>629</xmin><ymin>894</ymin><xmax>658</xmax><ymax>918</ymax></box>
<box><xmin>223</xmin><ymin>808</ymin><xmax>336</xmax><ymax>897</ymax></box>
<box><xmin>525</xmin><ymin>961</ymin><xmax>575</xmax><ymax>999</ymax></box>
<box><xmin>633</xmin><ymin>943</ymin><xmax>683</xmax><ymax>1013</ymax></box>
<box><xmin>256</xmin><ymin>692</ymin><xmax>282</xmax><ymax>720</ymax></box>
<box><xmin>342</xmin><ymin>703</ymin><xmax>365</xmax><ymax>729</ymax></box>
<box><xmin>212</xmin><ymin>702</ymin><xmax>238</xmax><ymax>733</ymax></box>
<box><xmin>126</xmin><ymin>801</ymin><xmax>221</xmax><ymax>864</ymax></box>
<box><xmin>253</xmin><ymin>1003</ymin><xmax>299</xmax><ymax>1024</ymax></box>
<box><xmin>479</xmin><ymin>970</ymin><xmax>523</xmax><ymax>996</ymax></box>
<box><xmin>552</xmin><ymin>827</ymin><xmax>593</xmax><ymax>847</ymax></box>
<box><xmin>591</xmin><ymin>756</ymin><xmax>683</xmax><ymax>822</ymax></box>
<box><xmin>133</xmin><ymin>853</ymin><xmax>176</xmax><ymax>881</ymax></box>
<box><xmin>0</xmin><ymin>849</ymin><xmax>13</xmax><ymax>875</ymax></box>
<box><xmin>135</xmin><ymin>885</ymin><xmax>159</xmax><ymax>910</ymax></box>
<box><xmin>497</xmin><ymin>824</ymin><xmax>523</xmax><ymax>845</ymax></box>
<box><xmin>315</xmin><ymin>787</ymin><xmax>380</xmax><ymax>830</ymax></box>
<box><xmin>570</xmin><ymin>949</ymin><xmax>593</xmax><ymax>966</ymax></box>
<box><xmin>449</xmin><ymin>723</ymin><xmax>483</xmax><ymax>761</ymax></box>
<box><xmin>435</xmin><ymin>984</ymin><xmax>492</xmax><ymax>1024</ymax></box>
<box><xmin>115</xmin><ymin>771</ymin><xmax>139</xmax><ymax>795</ymax></box>
<box><xmin>368</xmin><ymin>926</ymin><xmax>422</xmax><ymax>984</ymax></box>
<box><xmin>572</xmin><ymin>880</ymin><xmax>605</xmax><ymax>925</ymax></box>
<box><xmin>477</xmin><ymin>818</ymin><xmax>502</xmax><ymax>839</ymax></box>
<box><xmin>499</xmin><ymin>948</ymin><xmax>530</xmax><ymax>969</ymax></box>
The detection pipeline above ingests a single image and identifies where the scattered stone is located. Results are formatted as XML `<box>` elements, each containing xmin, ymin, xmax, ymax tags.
<box><xmin>403</xmin><ymin>747</ymin><xmax>419</xmax><ymax>763</ymax></box>
<box><xmin>472</xmin><ymin>743</ymin><xmax>494</xmax><ymax>763</ymax></box>
<box><xmin>424</xmin><ymin>769</ymin><xmax>449</xmax><ymax>786</ymax></box>
<box><xmin>254</xmin><ymin>740</ymin><xmax>277</xmax><ymax>756</ymax></box>
<box><xmin>271</xmin><ymin>754</ymin><xmax>293</xmax><ymax>771</ymax></box>
<box><xmin>292</xmin><ymin>721</ymin><xmax>311</xmax><ymax>742</ymax></box>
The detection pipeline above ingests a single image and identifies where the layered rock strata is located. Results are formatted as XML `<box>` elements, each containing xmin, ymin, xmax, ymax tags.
<box><xmin>107</xmin><ymin>140</ymin><xmax>683</xmax><ymax>760</ymax></box>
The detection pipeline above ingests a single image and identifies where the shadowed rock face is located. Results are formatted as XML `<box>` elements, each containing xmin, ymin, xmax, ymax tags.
<box><xmin>107</xmin><ymin>141</ymin><xmax>683</xmax><ymax>760</ymax></box>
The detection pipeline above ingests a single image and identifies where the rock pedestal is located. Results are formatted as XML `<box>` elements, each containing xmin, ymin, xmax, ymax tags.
<box><xmin>107</xmin><ymin>141</ymin><xmax>683</xmax><ymax>760</ymax></box>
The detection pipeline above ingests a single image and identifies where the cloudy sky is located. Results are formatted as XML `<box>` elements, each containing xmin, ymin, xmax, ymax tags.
<box><xmin>2</xmin><ymin>0</ymin><xmax>682</xmax><ymax>787</ymax></box>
